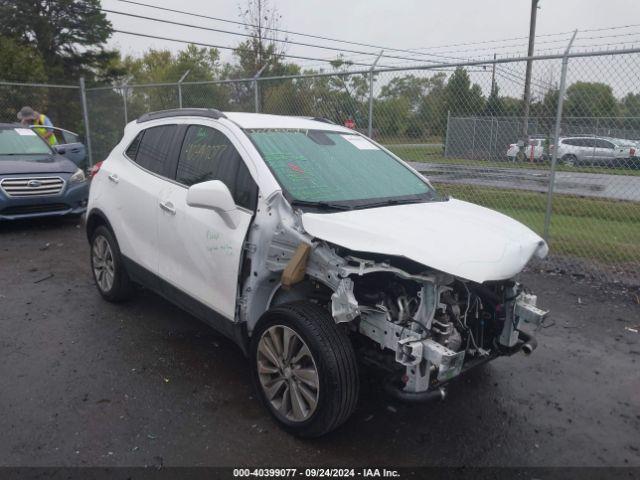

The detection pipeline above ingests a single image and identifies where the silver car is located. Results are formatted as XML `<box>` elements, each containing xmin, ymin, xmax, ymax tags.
<box><xmin>554</xmin><ymin>136</ymin><xmax>636</xmax><ymax>167</ymax></box>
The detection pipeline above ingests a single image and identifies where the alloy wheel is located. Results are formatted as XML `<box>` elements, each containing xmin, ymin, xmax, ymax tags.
<box><xmin>257</xmin><ymin>325</ymin><xmax>320</xmax><ymax>422</ymax></box>
<box><xmin>92</xmin><ymin>235</ymin><xmax>115</xmax><ymax>292</ymax></box>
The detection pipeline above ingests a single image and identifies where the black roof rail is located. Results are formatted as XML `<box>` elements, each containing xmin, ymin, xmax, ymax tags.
<box><xmin>137</xmin><ymin>108</ymin><xmax>227</xmax><ymax>123</ymax></box>
<box><xmin>309</xmin><ymin>117</ymin><xmax>336</xmax><ymax>124</ymax></box>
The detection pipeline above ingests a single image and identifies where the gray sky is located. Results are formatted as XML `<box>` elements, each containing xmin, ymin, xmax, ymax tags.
<box><xmin>104</xmin><ymin>0</ymin><xmax>639</xmax><ymax>66</ymax></box>
<box><xmin>102</xmin><ymin>0</ymin><xmax>640</xmax><ymax>99</ymax></box>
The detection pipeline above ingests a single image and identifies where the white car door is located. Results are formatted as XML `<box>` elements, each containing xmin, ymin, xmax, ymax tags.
<box><xmin>156</xmin><ymin>123</ymin><xmax>258</xmax><ymax>320</ymax></box>
<box><xmin>110</xmin><ymin>124</ymin><xmax>180</xmax><ymax>277</ymax></box>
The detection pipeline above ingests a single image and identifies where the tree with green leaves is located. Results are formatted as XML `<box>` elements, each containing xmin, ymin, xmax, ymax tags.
<box><xmin>482</xmin><ymin>83</ymin><xmax>504</xmax><ymax>117</ymax></box>
<box><xmin>444</xmin><ymin>67</ymin><xmax>485</xmax><ymax>117</ymax></box>
<box><xmin>224</xmin><ymin>0</ymin><xmax>302</xmax><ymax>111</ymax></box>
<box><xmin>0</xmin><ymin>0</ymin><xmax>117</xmax><ymax>82</ymax></box>
<box><xmin>378</xmin><ymin>73</ymin><xmax>448</xmax><ymax>139</ymax></box>
<box><xmin>122</xmin><ymin>44</ymin><xmax>228</xmax><ymax>114</ymax></box>
<box><xmin>620</xmin><ymin>93</ymin><xmax>640</xmax><ymax>117</ymax></box>
<box><xmin>0</xmin><ymin>36</ymin><xmax>48</xmax><ymax>122</ymax></box>
<box><xmin>564</xmin><ymin>82</ymin><xmax>619</xmax><ymax>118</ymax></box>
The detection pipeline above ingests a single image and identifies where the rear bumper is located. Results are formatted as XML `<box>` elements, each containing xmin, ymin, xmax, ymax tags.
<box><xmin>0</xmin><ymin>180</ymin><xmax>89</xmax><ymax>220</ymax></box>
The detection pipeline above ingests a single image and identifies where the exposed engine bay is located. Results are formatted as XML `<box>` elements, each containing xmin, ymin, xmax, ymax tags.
<box><xmin>239</xmin><ymin>192</ymin><xmax>549</xmax><ymax>400</ymax></box>
<box><xmin>347</xmin><ymin>263</ymin><xmax>545</xmax><ymax>399</ymax></box>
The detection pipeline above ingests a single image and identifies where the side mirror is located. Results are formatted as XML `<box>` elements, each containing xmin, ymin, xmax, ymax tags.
<box><xmin>186</xmin><ymin>180</ymin><xmax>238</xmax><ymax>229</ymax></box>
<box><xmin>54</xmin><ymin>145</ymin><xmax>66</xmax><ymax>155</ymax></box>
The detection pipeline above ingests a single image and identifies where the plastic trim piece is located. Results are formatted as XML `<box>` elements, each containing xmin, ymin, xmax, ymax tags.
<box><xmin>136</xmin><ymin>108</ymin><xmax>227</xmax><ymax>123</ymax></box>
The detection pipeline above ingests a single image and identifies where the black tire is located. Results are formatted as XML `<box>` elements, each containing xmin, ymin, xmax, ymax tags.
<box><xmin>561</xmin><ymin>154</ymin><xmax>577</xmax><ymax>167</ymax></box>
<box><xmin>250</xmin><ymin>301</ymin><xmax>359</xmax><ymax>437</ymax></box>
<box><xmin>89</xmin><ymin>225</ymin><xmax>133</xmax><ymax>302</ymax></box>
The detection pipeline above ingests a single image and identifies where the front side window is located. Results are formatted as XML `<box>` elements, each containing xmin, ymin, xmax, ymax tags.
<box><xmin>132</xmin><ymin>125</ymin><xmax>177</xmax><ymax>176</ymax></box>
<box><xmin>595</xmin><ymin>139</ymin><xmax>614</xmax><ymax>149</ymax></box>
<box><xmin>247</xmin><ymin>129</ymin><xmax>436</xmax><ymax>208</ymax></box>
<box><xmin>176</xmin><ymin>125</ymin><xmax>258</xmax><ymax>210</ymax></box>
<box><xmin>0</xmin><ymin>128</ymin><xmax>51</xmax><ymax>157</ymax></box>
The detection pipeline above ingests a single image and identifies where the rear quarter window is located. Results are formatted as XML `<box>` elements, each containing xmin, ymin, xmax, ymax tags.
<box><xmin>127</xmin><ymin>125</ymin><xmax>177</xmax><ymax>177</ymax></box>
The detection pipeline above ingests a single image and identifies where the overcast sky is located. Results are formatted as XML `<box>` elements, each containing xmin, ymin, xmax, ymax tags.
<box><xmin>103</xmin><ymin>0</ymin><xmax>638</xmax><ymax>64</ymax></box>
<box><xmin>102</xmin><ymin>0</ymin><xmax>640</xmax><ymax>98</ymax></box>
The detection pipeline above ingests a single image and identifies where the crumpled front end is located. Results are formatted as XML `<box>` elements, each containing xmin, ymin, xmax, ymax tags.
<box><xmin>239</xmin><ymin>192</ymin><xmax>549</xmax><ymax>401</ymax></box>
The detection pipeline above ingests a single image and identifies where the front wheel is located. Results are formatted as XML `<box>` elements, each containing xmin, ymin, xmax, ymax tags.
<box><xmin>250</xmin><ymin>301</ymin><xmax>359</xmax><ymax>437</ymax></box>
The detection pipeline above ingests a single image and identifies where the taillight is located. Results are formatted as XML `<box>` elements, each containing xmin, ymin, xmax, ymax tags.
<box><xmin>89</xmin><ymin>160</ymin><xmax>104</xmax><ymax>179</ymax></box>
<box><xmin>631</xmin><ymin>147</ymin><xmax>636</xmax><ymax>156</ymax></box>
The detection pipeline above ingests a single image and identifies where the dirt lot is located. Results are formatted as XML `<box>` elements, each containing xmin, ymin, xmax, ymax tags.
<box><xmin>0</xmin><ymin>217</ymin><xmax>639</xmax><ymax>467</ymax></box>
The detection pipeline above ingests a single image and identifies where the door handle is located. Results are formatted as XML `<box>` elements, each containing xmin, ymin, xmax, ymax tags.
<box><xmin>159</xmin><ymin>201</ymin><xmax>176</xmax><ymax>215</ymax></box>
<box><xmin>108</xmin><ymin>173</ymin><xmax>119</xmax><ymax>184</ymax></box>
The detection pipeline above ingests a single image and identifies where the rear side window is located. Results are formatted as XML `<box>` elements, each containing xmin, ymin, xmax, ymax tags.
<box><xmin>125</xmin><ymin>131</ymin><xmax>144</xmax><ymax>160</ymax></box>
<box><xmin>176</xmin><ymin>125</ymin><xmax>258</xmax><ymax>210</ymax></box>
<box><xmin>130</xmin><ymin>125</ymin><xmax>177</xmax><ymax>176</ymax></box>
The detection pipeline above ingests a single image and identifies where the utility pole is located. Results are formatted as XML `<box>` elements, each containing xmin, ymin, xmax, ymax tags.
<box><xmin>521</xmin><ymin>0</ymin><xmax>539</xmax><ymax>142</ymax></box>
<box><xmin>491</xmin><ymin>53</ymin><xmax>497</xmax><ymax>93</ymax></box>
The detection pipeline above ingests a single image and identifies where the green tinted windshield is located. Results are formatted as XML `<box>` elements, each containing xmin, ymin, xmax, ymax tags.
<box><xmin>0</xmin><ymin>128</ymin><xmax>51</xmax><ymax>156</ymax></box>
<box><xmin>248</xmin><ymin>129</ymin><xmax>435</xmax><ymax>205</ymax></box>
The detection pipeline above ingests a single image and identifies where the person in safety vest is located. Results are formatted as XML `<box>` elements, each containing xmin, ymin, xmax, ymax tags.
<box><xmin>17</xmin><ymin>106</ymin><xmax>57</xmax><ymax>146</ymax></box>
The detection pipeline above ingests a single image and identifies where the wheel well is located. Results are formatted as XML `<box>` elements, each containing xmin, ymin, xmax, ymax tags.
<box><xmin>85</xmin><ymin>209</ymin><xmax>113</xmax><ymax>243</ymax></box>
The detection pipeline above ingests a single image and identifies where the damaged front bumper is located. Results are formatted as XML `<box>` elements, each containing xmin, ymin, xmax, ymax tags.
<box><xmin>358</xmin><ymin>286</ymin><xmax>548</xmax><ymax>402</ymax></box>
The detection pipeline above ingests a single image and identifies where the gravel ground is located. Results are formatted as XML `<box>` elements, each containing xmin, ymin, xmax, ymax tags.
<box><xmin>0</xmin><ymin>217</ymin><xmax>638</xmax><ymax>467</ymax></box>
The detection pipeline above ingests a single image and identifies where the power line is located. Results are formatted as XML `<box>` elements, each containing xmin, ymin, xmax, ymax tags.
<box><xmin>101</xmin><ymin>7</ymin><xmax>443</xmax><ymax>65</ymax></box>
<box><xmin>110</xmin><ymin>29</ymin><xmax>402</xmax><ymax>68</ymax></box>
<box><xmin>110</xmin><ymin>0</ymin><xmax>450</xmax><ymax>66</ymax></box>
<box><xmin>408</xmin><ymin>23</ymin><xmax>640</xmax><ymax>53</ymax></box>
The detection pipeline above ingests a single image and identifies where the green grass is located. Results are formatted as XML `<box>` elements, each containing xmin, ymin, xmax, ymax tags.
<box><xmin>433</xmin><ymin>183</ymin><xmax>640</xmax><ymax>265</ymax></box>
<box><xmin>385</xmin><ymin>144</ymin><xmax>640</xmax><ymax>177</ymax></box>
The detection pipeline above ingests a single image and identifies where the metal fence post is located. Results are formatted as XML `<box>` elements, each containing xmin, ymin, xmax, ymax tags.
<box><xmin>368</xmin><ymin>51</ymin><xmax>384</xmax><ymax>138</ymax></box>
<box><xmin>444</xmin><ymin>110</ymin><xmax>451</xmax><ymax>157</ymax></box>
<box><xmin>253</xmin><ymin>64</ymin><xmax>269</xmax><ymax>113</ymax></box>
<box><xmin>122</xmin><ymin>84</ymin><xmax>128</xmax><ymax>124</ymax></box>
<box><xmin>471</xmin><ymin>117</ymin><xmax>477</xmax><ymax>158</ymax></box>
<box><xmin>79</xmin><ymin>77</ymin><xmax>93</xmax><ymax>168</ymax></box>
<box><xmin>177</xmin><ymin>69</ymin><xmax>190</xmax><ymax>108</ymax></box>
<box><xmin>543</xmin><ymin>30</ymin><xmax>577</xmax><ymax>242</ymax></box>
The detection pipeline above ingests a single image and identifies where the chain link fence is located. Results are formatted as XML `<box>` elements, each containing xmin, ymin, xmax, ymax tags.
<box><xmin>3</xmin><ymin>48</ymin><xmax>639</xmax><ymax>285</ymax></box>
<box><xmin>0</xmin><ymin>81</ymin><xmax>84</xmax><ymax>133</ymax></box>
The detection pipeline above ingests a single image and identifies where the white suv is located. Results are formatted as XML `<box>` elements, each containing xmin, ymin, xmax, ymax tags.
<box><xmin>86</xmin><ymin>109</ymin><xmax>548</xmax><ymax>437</ymax></box>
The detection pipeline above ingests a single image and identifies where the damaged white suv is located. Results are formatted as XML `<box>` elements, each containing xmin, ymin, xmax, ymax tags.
<box><xmin>86</xmin><ymin>109</ymin><xmax>548</xmax><ymax>437</ymax></box>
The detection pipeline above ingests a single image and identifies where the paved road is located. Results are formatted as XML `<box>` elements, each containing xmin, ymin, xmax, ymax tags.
<box><xmin>1</xmin><ymin>218</ymin><xmax>639</xmax><ymax>467</ymax></box>
<box><xmin>409</xmin><ymin>162</ymin><xmax>640</xmax><ymax>202</ymax></box>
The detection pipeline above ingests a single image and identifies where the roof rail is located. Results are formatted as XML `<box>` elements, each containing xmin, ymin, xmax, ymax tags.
<box><xmin>137</xmin><ymin>108</ymin><xmax>227</xmax><ymax>123</ymax></box>
<box><xmin>309</xmin><ymin>117</ymin><xmax>335</xmax><ymax>125</ymax></box>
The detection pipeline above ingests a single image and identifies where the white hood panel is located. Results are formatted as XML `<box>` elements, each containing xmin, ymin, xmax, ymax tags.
<box><xmin>301</xmin><ymin>199</ymin><xmax>548</xmax><ymax>283</ymax></box>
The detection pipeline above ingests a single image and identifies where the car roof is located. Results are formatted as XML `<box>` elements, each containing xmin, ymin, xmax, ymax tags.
<box><xmin>133</xmin><ymin>110</ymin><xmax>354</xmax><ymax>133</ymax></box>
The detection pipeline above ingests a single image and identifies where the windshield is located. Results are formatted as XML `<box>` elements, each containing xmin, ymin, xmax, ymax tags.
<box><xmin>247</xmin><ymin>129</ymin><xmax>437</xmax><ymax>208</ymax></box>
<box><xmin>0</xmin><ymin>128</ymin><xmax>52</xmax><ymax>157</ymax></box>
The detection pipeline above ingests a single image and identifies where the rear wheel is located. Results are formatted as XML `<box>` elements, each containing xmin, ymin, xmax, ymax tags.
<box><xmin>250</xmin><ymin>301</ymin><xmax>359</xmax><ymax>437</ymax></box>
<box><xmin>561</xmin><ymin>154</ymin><xmax>577</xmax><ymax>167</ymax></box>
<box><xmin>90</xmin><ymin>225</ymin><xmax>133</xmax><ymax>302</ymax></box>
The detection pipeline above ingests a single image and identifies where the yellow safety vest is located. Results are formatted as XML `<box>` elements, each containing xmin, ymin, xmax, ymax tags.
<box><xmin>33</xmin><ymin>114</ymin><xmax>57</xmax><ymax>146</ymax></box>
